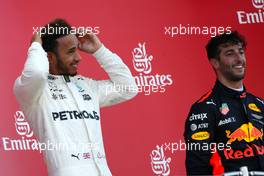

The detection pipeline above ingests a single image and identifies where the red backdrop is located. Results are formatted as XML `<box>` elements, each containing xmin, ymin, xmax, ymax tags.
<box><xmin>0</xmin><ymin>0</ymin><xmax>264</xmax><ymax>175</ymax></box>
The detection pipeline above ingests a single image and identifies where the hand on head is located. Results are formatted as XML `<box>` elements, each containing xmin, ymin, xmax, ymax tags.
<box><xmin>31</xmin><ymin>32</ymin><xmax>42</xmax><ymax>45</ymax></box>
<box><xmin>77</xmin><ymin>31</ymin><xmax>102</xmax><ymax>54</ymax></box>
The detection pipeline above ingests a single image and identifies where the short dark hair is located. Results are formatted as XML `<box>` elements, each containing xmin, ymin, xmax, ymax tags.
<box><xmin>41</xmin><ymin>19</ymin><xmax>72</xmax><ymax>54</ymax></box>
<box><xmin>206</xmin><ymin>31</ymin><xmax>247</xmax><ymax>60</ymax></box>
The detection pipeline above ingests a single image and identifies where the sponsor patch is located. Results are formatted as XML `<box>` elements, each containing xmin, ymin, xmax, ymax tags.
<box><xmin>206</xmin><ymin>99</ymin><xmax>216</xmax><ymax>106</ymax></box>
<box><xmin>190</xmin><ymin>123</ymin><xmax>209</xmax><ymax>131</ymax></box>
<box><xmin>198</xmin><ymin>123</ymin><xmax>208</xmax><ymax>129</ymax></box>
<box><xmin>190</xmin><ymin>124</ymin><xmax>197</xmax><ymax>131</ymax></box>
<box><xmin>224</xmin><ymin>144</ymin><xmax>264</xmax><ymax>160</ymax></box>
<box><xmin>191</xmin><ymin>131</ymin><xmax>210</xmax><ymax>140</ymax></box>
<box><xmin>218</xmin><ymin>117</ymin><xmax>236</xmax><ymax>126</ymax></box>
<box><xmin>248</xmin><ymin>103</ymin><xmax>261</xmax><ymax>112</ymax></box>
<box><xmin>220</xmin><ymin>103</ymin><xmax>229</xmax><ymax>115</ymax></box>
<box><xmin>189</xmin><ymin>113</ymin><xmax>207</xmax><ymax>121</ymax></box>
<box><xmin>225</xmin><ymin>122</ymin><xmax>263</xmax><ymax>144</ymax></box>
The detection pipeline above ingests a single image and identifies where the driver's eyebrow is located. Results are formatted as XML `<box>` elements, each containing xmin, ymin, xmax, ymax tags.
<box><xmin>224</xmin><ymin>47</ymin><xmax>244</xmax><ymax>55</ymax></box>
<box><xmin>224</xmin><ymin>49</ymin><xmax>235</xmax><ymax>54</ymax></box>
<box><xmin>67</xmin><ymin>46</ymin><xmax>77</xmax><ymax>53</ymax></box>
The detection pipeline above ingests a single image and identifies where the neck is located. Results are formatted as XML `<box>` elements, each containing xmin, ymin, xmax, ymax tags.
<box><xmin>218</xmin><ymin>77</ymin><xmax>243</xmax><ymax>90</ymax></box>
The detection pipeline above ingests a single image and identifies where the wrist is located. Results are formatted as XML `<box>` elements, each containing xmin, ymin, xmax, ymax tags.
<box><xmin>92</xmin><ymin>43</ymin><xmax>103</xmax><ymax>54</ymax></box>
<box><xmin>93</xmin><ymin>44</ymin><xmax>108</xmax><ymax>58</ymax></box>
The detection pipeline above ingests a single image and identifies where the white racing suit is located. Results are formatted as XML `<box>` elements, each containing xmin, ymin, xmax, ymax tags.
<box><xmin>14</xmin><ymin>42</ymin><xmax>138</xmax><ymax>176</ymax></box>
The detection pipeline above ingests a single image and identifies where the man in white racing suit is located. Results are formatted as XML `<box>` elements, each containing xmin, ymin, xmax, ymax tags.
<box><xmin>13</xmin><ymin>19</ymin><xmax>138</xmax><ymax>176</ymax></box>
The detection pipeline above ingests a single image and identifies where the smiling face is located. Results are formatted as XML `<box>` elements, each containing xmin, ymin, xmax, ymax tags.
<box><xmin>212</xmin><ymin>43</ymin><xmax>246</xmax><ymax>83</ymax></box>
<box><xmin>49</xmin><ymin>34</ymin><xmax>81</xmax><ymax>76</ymax></box>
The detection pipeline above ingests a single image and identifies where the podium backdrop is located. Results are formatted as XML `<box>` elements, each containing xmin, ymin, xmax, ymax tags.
<box><xmin>1</xmin><ymin>0</ymin><xmax>264</xmax><ymax>175</ymax></box>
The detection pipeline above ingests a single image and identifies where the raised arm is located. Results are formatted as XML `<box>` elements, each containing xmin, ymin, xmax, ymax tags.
<box><xmin>78</xmin><ymin>33</ymin><xmax>138</xmax><ymax>107</ymax></box>
<box><xmin>14</xmin><ymin>33</ymin><xmax>49</xmax><ymax>107</ymax></box>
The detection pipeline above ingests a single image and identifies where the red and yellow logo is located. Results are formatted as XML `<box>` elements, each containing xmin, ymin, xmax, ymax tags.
<box><xmin>248</xmin><ymin>103</ymin><xmax>261</xmax><ymax>112</ymax></box>
<box><xmin>226</xmin><ymin>122</ymin><xmax>263</xmax><ymax>144</ymax></box>
<box><xmin>191</xmin><ymin>131</ymin><xmax>210</xmax><ymax>140</ymax></box>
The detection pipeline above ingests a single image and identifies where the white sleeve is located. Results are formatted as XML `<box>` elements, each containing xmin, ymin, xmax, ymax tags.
<box><xmin>91</xmin><ymin>45</ymin><xmax>138</xmax><ymax>107</ymax></box>
<box><xmin>13</xmin><ymin>42</ymin><xmax>49</xmax><ymax>107</ymax></box>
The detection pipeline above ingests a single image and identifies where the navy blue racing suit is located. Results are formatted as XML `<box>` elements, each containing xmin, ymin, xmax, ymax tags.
<box><xmin>184</xmin><ymin>80</ymin><xmax>264</xmax><ymax>175</ymax></box>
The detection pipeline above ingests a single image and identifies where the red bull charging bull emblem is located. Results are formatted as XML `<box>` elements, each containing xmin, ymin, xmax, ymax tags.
<box><xmin>225</xmin><ymin>122</ymin><xmax>263</xmax><ymax>144</ymax></box>
<box><xmin>224</xmin><ymin>123</ymin><xmax>263</xmax><ymax>160</ymax></box>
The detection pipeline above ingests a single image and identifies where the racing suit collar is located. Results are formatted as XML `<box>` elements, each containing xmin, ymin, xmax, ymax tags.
<box><xmin>213</xmin><ymin>80</ymin><xmax>247</xmax><ymax>99</ymax></box>
<box><xmin>47</xmin><ymin>74</ymin><xmax>79</xmax><ymax>83</ymax></box>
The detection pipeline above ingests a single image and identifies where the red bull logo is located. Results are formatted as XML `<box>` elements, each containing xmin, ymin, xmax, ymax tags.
<box><xmin>224</xmin><ymin>144</ymin><xmax>264</xmax><ymax>160</ymax></box>
<box><xmin>225</xmin><ymin>122</ymin><xmax>263</xmax><ymax>144</ymax></box>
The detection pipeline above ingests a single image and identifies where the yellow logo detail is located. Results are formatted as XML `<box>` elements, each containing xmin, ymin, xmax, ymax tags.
<box><xmin>248</xmin><ymin>103</ymin><xmax>261</xmax><ymax>112</ymax></box>
<box><xmin>191</xmin><ymin>131</ymin><xmax>210</xmax><ymax>140</ymax></box>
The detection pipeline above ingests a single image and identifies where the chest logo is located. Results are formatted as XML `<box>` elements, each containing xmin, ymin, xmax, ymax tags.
<box><xmin>191</xmin><ymin>131</ymin><xmax>210</xmax><ymax>140</ymax></box>
<box><xmin>220</xmin><ymin>103</ymin><xmax>229</xmax><ymax>115</ymax></box>
<box><xmin>248</xmin><ymin>103</ymin><xmax>261</xmax><ymax>113</ymax></box>
<box><xmin>75</xmin><ymin>83</ymin><xmax>85</xmax><ymax>92</ymax></box>
<box><xmin>226</xmin><ymin>122</ymin><xmax>263</xmax><ymax>144</ymax></box>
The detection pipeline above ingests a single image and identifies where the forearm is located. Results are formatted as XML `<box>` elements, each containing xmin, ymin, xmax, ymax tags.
<box><xmin>24</xmin><ymin>42</ymin><xmax>49</xmax><ymax>74</ymax></box>
<box><xmin>14</xmin><ymin>42</ymin><xmax>49</xmax><ymax>106</ymax></box>
<box><xmin>93</xmin><ymin>45</ymin><xmax>138</xmax><ymax>96</ymax></box>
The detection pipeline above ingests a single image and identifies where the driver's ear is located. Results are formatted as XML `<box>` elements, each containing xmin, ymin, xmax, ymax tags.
<box><xmin>209</xmin><ymin>58</ymin><xmax>219</xmax><ymax>70</ymax></box>
<box><xmin>47</xmin><ymin>52</ymin><xmax>57</xmax><ymax>65</ymax></box>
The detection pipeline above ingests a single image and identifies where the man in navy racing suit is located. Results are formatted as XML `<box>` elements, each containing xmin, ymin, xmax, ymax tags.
<box><xmin>184</xmin><ymin>31</ymin><xmax>264</xmax><ymax>175</ymax></box>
